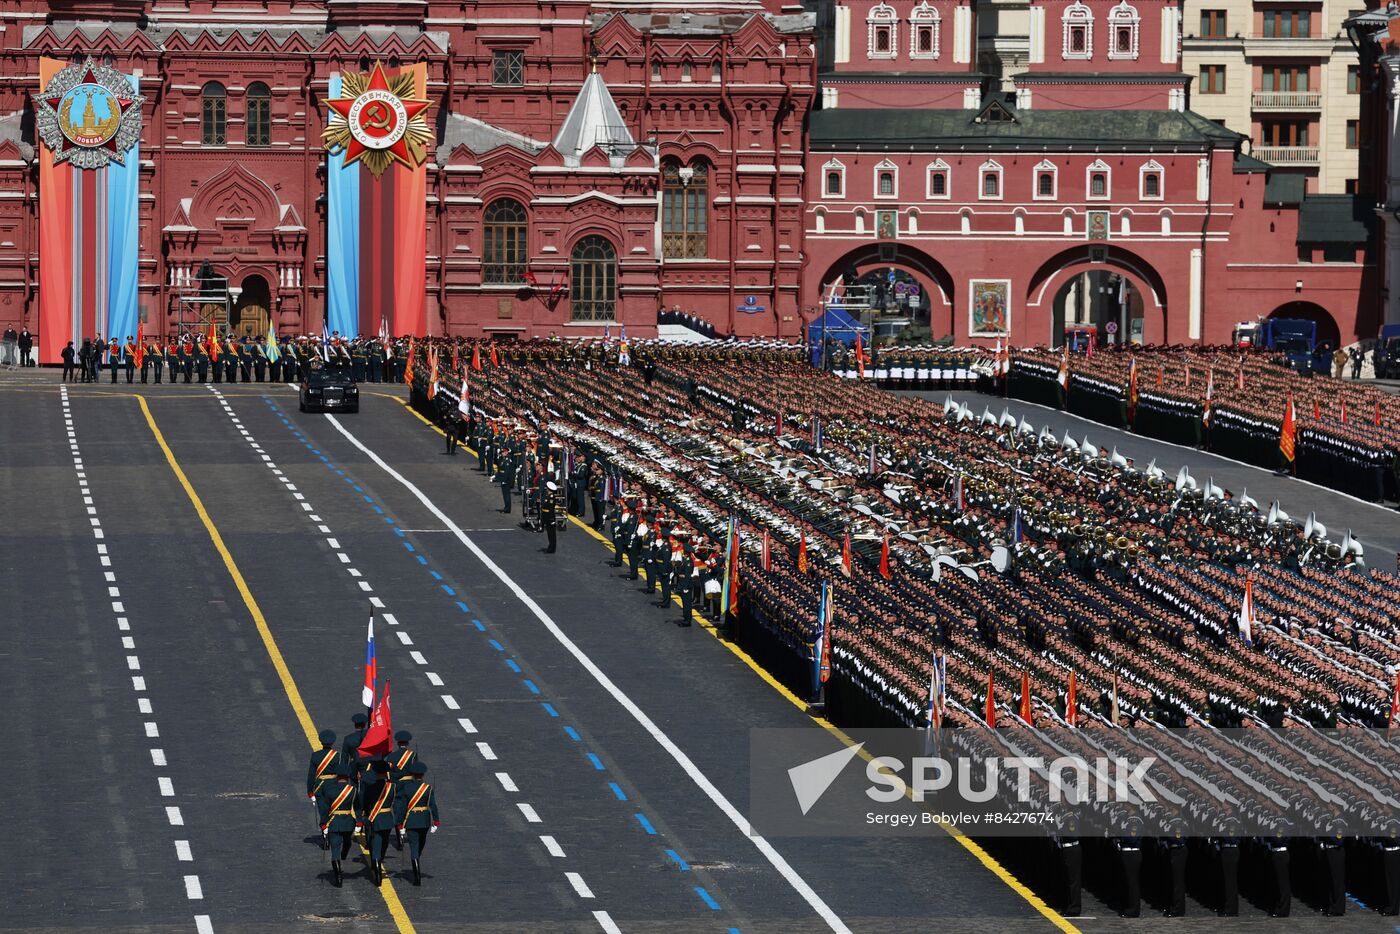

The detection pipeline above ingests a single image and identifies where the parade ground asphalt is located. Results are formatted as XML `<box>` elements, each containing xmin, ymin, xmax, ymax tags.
<box><xmin>3</xmin><ymin>370</ymin><xmax>1396</xmax><ymax>934</ymax></box>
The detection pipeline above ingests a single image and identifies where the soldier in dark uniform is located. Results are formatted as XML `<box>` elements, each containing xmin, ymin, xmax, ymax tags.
<box><xmin>625</xmin><ymin>505</ymin><xmax>648</xmax><ymax>581</ymax></box>
<box><xmin>541</xmin><ymin>481</ymin><xmax>559</xmax><ymax>553</ymax></box>
<box><xmin>123</xmin><ymin>337</ymin><xmax>136</xmax><ymax>383</ymax></box>
<box><xmin>1159</xmin><ymin>822</ymin><xmax>1188</xmax><ymax>917</ymax></box>
<box><xmin>238</xmin><ymin>339</ymin><xmax>253</xmax><ymax>382</ymax></box>
<box><xmin>254</xmin><ymin>338</ymin><xmax>268</xmax><ymax>382</ymax></box>
<box><xmin>351</xmin><ymin>341</ymin><xmax>367</xmax><ymax>383</ymax></box>
<box><xmin>367</xmin><ymin>342</ymin><xmax>382</xmax><ymax>383</ymax></box>
<box><xmin>307</xmin><ymin>729</ymin><xmax>342</xmax><ymax>849</ymax></box>
<box><xmin>1264</xmin><ymin>829</ymin><xmax>1291</xmax><ymax>917</ymax></box>
<box><xmin>171</xmin><ymin>341</ymin><xmax>184</xmax><ymax>384</ymax></box>
<box><xmin>194</xmin><ymin>340</ymin><xmax>209</xmax><ymax>383</ymax></box>
<box><xmin>388</xmin><ymin>731</ymin><xmax>421</xmax><ymax>784</ymax></box>
<box><xmin>342</xmin><ymin>712</ymin><xmax>368</xmax><ymax>778</ymax></box>
<box><xmin>1115</xmin><ymin>825</ymin><xmax>1142</xmax><ymax>918</ymax></box>
<box><xmin>644</xmin><ymin>518</ymin><xmax>668</xmax><ymax>597</ymax></box>
<box><xmin>393</xmin><ymin>762</ymin><xmax>439</xmax><ymax>886</ymax></box>
<box><xmin>212</xmin><ymin>337</ymin><xmax>224</xmax><ymax>384</ymax></box>
<box><xmin>495</xmin><ymin>449</ymin><xmax>514</xmax><ymax>514</ymax></box>
<box><xmin>1376</xmin><ymin>819</ymin><xmax>1400</xmax><ymax>915</ymax></box>
<box><xmin>678</xmin><ymin>532</ymin><xmax>699</xmax><ymax>626</ymax></box>
<box><xmin>315</xmin><ymin>764</ymin><xmax>359</xmax><ymax>887</ymax></box>
<box><xmin>1212</xmin><ymin>831</ymin><xmax>1240</xmax><ymax>916</ymax></box>
<box><xmin>588</xmin><ymin>466</ymin><xmax>605</xmax><ymax>529</ymax></box>
<box><xmin>359</xmin><ymin>761</ymin><xmax>396</xmax><ymax>886</ymax></box>
<box><xmin>1317</xmin><ymin>825</ymin><xmax>1346</xmax><ymax>916</ymax></box>
<box><xmin>149</xmin><ymin>337</ymin><xmax>164</xmax><ymax>384</ymax></box>
<box><xmin>108</xmin><ymin>337</ymin><xmax>121</xmax><ymax>383</ymax></box>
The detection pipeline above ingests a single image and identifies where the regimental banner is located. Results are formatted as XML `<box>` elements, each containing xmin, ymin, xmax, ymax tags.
<box><xmin>37</xmin><ymin>57</ymin><xmax>143</xmax><ymax>363</ymax></box>
<box><xmin>324</xmin><ymin>62</ymin><xmax>431</xmax><ymax>340</ymax></box>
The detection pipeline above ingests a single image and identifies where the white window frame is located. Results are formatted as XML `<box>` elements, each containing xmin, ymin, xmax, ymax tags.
<box><xmin>1086</xmin><ymin>159</ymin><xmax>1111</xmax><ymax>201</ymax></box>
<box><xmin>926</xmin><ymin>158</ymin><xmax>951</xmax><ymax>199</ymax></box>
<box><xmin>874</xmin><ymin>159</ymin><xmax>899</xmax><ymax>200</ymax></box>
<box><xmin>910</xmin><ymin>2</ymin><xmax>941</xmax><ymax>60</ymax></box>
<box><xmin>979</xmin><ymin>159</ymin><xmax>1003</xmax><ymax>201</ymax></box>
<box><xmin>822</xmin><ymin>159</ymin><xmax>846</xmax><ymax>199</ymax></box>
<box><xmin>1033</xmin><ymin>159</ymin><xmax>1058</xmax><ymax>200</ymax></box>
<box><xmin>1062</xmin><ymin>2</ymin><xmax>1093</xmax><ymax>60</ymax></box>
<box><xmin>1139</xmin><ymin>160</ymin><xmax>1164</xmax><ymax>201</ymax></box>
<box><xmin>1107</xmin><ymin>1</ymin><xmax>1140</xmax><ymax>61</ymax></box>
<box><xmin>867</xmin><ymin>3</ymin><xmax>898</xmax><ymax>60</ymax></box>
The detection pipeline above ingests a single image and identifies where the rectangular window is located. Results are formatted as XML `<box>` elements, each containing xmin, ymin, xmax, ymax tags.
<box><xmin>1347</xmin><ymin>119</ymin><xmax>1359</xmax><ymax>149</ymax></box>
<box><xmin>1348</xmin><ymin>65</ymin><xmax>1360</xmax><ymax>94</ymax></box>
<box><xmin>1259</xmin><ymin>120</ymin><xmax>1310</xmax><ymax>146</ymax></box>
<box><xmin>1322</xmin><ymin>244</ymin><xmax>1355</xmax><ymax>263</ymax></box>
<box><xmin>1038</xmin><ymin>172</ymin><xmax>1054</xmax><ymax>197</ymax></box>
<box><xmin>1261</xmin><ymin>66</ymin><xmax>1308</xmax><ymax>92</ymax></box>
<box><xmin>930</xmin><ymin>171</ymin><xmax>947</xmax><ymax>197</ymax></box>
<box><xmin>492</xmin><ymin>50</ymin><xmax>524</xmax><ymax>87</ymax></box>
<box><xmin>1345</xmin><ymin>178</ymin><xmax>1359</xmax><ymax>194</ymax></box>
<box><xmin>1069</xmin><ymin>25</ymin><xmax>1087</xmax><ymax>53</ymax></box>
<box><xmin>1199</xmin><ymin>9</ymin><xmax>1227</xmax><ymax>38</ymax></box>
<box><xmin>982</xmin><ymin>173</ymin><xmax>999</xmax><ymax>197</ymax></box>
<box><xmin>1262</xmin><ymin>10</ymin><xmax>1310</xmax><ymax>38</ymax></box>
<box><xmin>875</xmin><ymin>26</ymin><xmax>891</xmax><ymax>53</ymax></box>
<box><xmin>1090</xmin><ymin>172</ymin><xmax>1107</xmax><ymax>197</ymax></box>
<box><xmin>917</xmin><ymin>26</ymin><xmax>935</xmax><ymax>53</ymax></box>
<box><xmin>878</xmin><ymin>171</ymin><xmax>895</xmax><ymax>196</ymax></box>
<box><xmin>1199</xmin><ymin>65</ymin><xmax>1226</xmax><ymax>94</ymax></box>
<box><xmin>826</xmin><ymin>171</ymin><xmax>843</xmax><ymax>195</ymax></box>
<box><xmin>1143</xmin><ymin>173</ymin><xmax>1160</xmax><ymax>197</ymax></box>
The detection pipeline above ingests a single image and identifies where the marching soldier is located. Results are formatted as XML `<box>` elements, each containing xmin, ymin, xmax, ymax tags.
<box><xmin>123</xmin><ymin>336</ymin><xmax>136</xmax><ymax>383</ymax></box>
<box><xmin>388</xmin><ymin>731</ymin><xmax>420</xmax><ymax>782</ymax></box>
<box><xmin>315</xmin><ymin>764</ymin><xmax>359</xmax><ymax>887</ymax></box>
<box><xmin>359</xmin><ymin>761</ymin><xmax>396</xmax><ymax>887</ymax></box>
<box><xmin>625</xmin><ymin>505</ymin><xmax>649</xmax><ymax>581</ymax></box>
<box><xmin>307</xmin><ymin>729</ymin><xmax>341</xmax><ymax>850</ymax></box>
<box><xmin>341</xmin><ymin>712</ymin><xmax>369</xmax><ymax>778</ymax></box>
<box><xmin>393</xmin><ymin>762</ymin><xmax>439</xmax><ymax>886</ymax></box>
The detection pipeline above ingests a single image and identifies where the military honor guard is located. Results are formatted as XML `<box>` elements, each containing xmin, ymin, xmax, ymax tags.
<box><xmin>393</xmin><ymin>762</ymin><xmax>439</xmax><ymax>886</ymax></box>
<box><xmin>316</xmin><ymin>765</ymin><xmax>359</xmax><ymax>887</ymax></box>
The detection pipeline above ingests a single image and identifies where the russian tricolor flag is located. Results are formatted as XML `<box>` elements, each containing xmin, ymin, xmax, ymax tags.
<box><xmin>363</xmin><ymin>613</ymin><xmax>377</xmax><ymax>711</ymax></box>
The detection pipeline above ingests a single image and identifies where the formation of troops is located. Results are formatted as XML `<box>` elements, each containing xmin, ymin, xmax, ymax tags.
<box><xmin>397</xmin><ymin>335</ymin><xmax>1400</xmax><ymax>919</ymax></box>
<box><xmin>306</xmin><ymin>719</ymin><xmax>440</xmax><ymax>888</ymax></box>
<box><xmin>60</xmin><ymin>332</ymin><xmax>412</xmax><ymax>385</ymax></box>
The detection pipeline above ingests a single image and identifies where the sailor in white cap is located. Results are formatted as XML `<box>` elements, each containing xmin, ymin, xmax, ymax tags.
<box><xmin>541</xmin><ymin>481</ymin><xmax>560</xmax><ymax>553</ymax></box>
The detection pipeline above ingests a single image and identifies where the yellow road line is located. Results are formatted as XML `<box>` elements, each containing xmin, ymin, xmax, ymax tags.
<box><xmin>386</xmin><ymin>393</ymin><xmax>1077</xmax><ymax>933</ymax></box>
<box><xmin>135</xmin><ymin>394</ymin><xmax>417</xmax><ymax>933</ymax></box>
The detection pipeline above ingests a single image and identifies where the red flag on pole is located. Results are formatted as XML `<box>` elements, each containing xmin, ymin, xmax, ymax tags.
<box><xmin>797</xmin><ymin>531</ymin><xmax>809</xmax><ymax>574</ymax></box>
<box><xmin>879</xmin><ymin>535</ymin><xmax>891</xmax><ymax>580</ymax></box>
<box><xmin>1066</xmin><ymin>671</ymin><xmax>1078</xmax><ymax>727</ymax></box>
<box><xmin>854</xmin><ymin>332</ymin><xmax>867</xmax><ymax>379</ymax></box>
<box><xmin>208</xmin><ymin>318</ymin><xmax>219</xmax><ymax>362</ymax></box>
<box><xmin>1019</xmin><ymin>672</ymin><xmax>1032</xmax><ymax>725</ymax></box>
<box><xmin>1341</xmin><ymin>398</ymin><xmax>1348</xmax><ymax>424</ymax></box>
<box><xmin>1377</xmin><ymin>400</ymin><xmax>1384</xmax><ymax>428</ymax></box>
<box><xmin>1110</xmin><ymin>672</ymin><xmax>1121</xmax><ymax>726</ymax></box>
<box><xmin>1390</xmin><ymin>670</ymin><xmax>1400</xmax><ymax>728</ymax></box>
<box><xmin>471</xmin><ymin>343</ymin><xmax>482</xmax><ymax>372</ymax></box>
<box><xmin>1156</xmin><ymin>366</ymin><xmax>1163</xmax><ymax>388</ymax></box>
<box><xmin>490</xmin><ymin>343</ymin><xmax>499</xmax><ymax>367</ymax></box>
<box><xmin>840</xmin><ymin>531</ymin><xmax>853</xmax><ymax>578</ymax></box>
<box><xmin>762</xmin><ymin>528</ymin><xmax>772</xmax><ymax>573</ymax></box>
<box><xmin>774</xmin><ymin>413</ymin><xmax>783</xmax><ymax>437</ymax></box>
<box><xmin>1280</xmin><ymin>391</ymin><xmax>1296</xmax><ymax>463</ymax></box>
<box><xmin>134</xmin><ymin>322</ymin><xmax>145</xmax><ymax>370</ymax></box>
<box><xmin>1314</xmin><ymin>398</ymin><xmax>1320</xmax><ymax>421</ymax></box>
<box><xmin>358</xmin><ymin>681</ymin><xmax>393</xmax><ymax>758</ymax></box>
<box><xmin>984</xmin><ymin>672</ymin><xmax>996</xmax><ymax>728</ymax></box>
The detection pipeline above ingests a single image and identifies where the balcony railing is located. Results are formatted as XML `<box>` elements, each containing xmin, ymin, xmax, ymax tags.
<box><xmin>1252</xmin><ymin>91</ymin><xmax>1322</xmax><ymax>110</ymax></box>
<box><xmin>1252</xmin><ymin>145</ymin><xmax>1320</xmax><ymax>164</ymax></box>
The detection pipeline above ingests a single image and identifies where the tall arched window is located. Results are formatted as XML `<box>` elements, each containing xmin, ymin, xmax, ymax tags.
<box><xmin>570</xmin><ymin>236</ymin><xmax>616</xmax><ymax>321</ymax></box>
<box><xmin>1107</xmin><ymin>2</ymin><xmax>1140</xmax><ymax>60</ymax></box>
<box><xmin>662</xmin><ymin>160</ymin><xmax>709</xmax><ymax>258</ymax></box>
<box><xmin>1062</xmin><ymin>2</ymin><xmax>1094</xmax><ymax>59</ymax></box>
<box><xmin>245</xmin><ymin>82</ymin><xmax>271</xmax><ymax>147</ymax></box>
<box><xmin>867</xmin><ymin>3</ymin><xmax>898</xmax><ymax>59</ymax></box>
<box><xmin>483</xmin><ymin>199</ymin><xmax>528</xmax><ymax>284</ymax></box>
<box><xmin>202</xmin><ymin>82</ymin><xmax>226</xmax><ymax>145</ymax></box>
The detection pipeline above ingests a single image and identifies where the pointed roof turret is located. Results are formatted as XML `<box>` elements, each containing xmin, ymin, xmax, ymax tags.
<box><xmin>553</xmin><ymin>72</ymin><xmax>635</xmax><ymax>167</ymax></box>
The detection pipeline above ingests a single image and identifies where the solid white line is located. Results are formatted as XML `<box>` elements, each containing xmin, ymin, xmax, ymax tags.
<box><xmin>541</xmin><ymin>834</ymin><xmax>566</xmax><ymax>857</ymax></box>
<box><xmin>518</xmin><ymin>802</ymin><xmax>541</xmax><ymax>823</ymax></box>
<box><xmin>184</xmin><ymin>875</ymin><xmax>203</xmax><ymax>900</ymax></box>
<box><xmin>175</xmin><ymin>840</ymin><xmax>193</xmax><ymax>861</ymax></box>
<box><xmin>495</xmin><ymin>772</ymin><xmax>518</xmax><ymax>792</ymax></box>
<box><xmin>325</xmin><ymin>413</ymin><xmax>852</xmax><ymax>934</ymax></box>
<box><xmin>593</xmin><ymin>910</ymin><xmax>622</xmax><ymax>934</ymax></box>
<box><xmin>566</xmin><ymin>871</ymin><xmax>594</xmax><ymax>899</ymax></box>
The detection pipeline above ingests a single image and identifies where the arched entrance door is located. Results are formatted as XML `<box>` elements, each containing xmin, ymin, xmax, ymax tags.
<box><xmin>817</xmin><ymin>244</ymin><xmax>955</xmax><ymax>340</ymax></box>
<box><xmin>1051</xmin><ymin>270</ymin><xmax>1145</xmax><ymax>348</ymax></box>
<box><xmin>1268</xmin><ymin>301</ymin><xmax>1340</xmax><ymax>350</ymax></box>
<box><xmin>232</xmin><ymin>274</ymin><xmax>272</xmax><ymax>339</ymax></box>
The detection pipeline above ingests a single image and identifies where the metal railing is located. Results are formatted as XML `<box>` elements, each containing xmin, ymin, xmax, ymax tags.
<box><xmin>1251</xmin><ymin>91</ymin><xmax>1322</xmax><ymax>110</ymax></box>
<box><xmin>1252</xmin><ymin>145</ymin><xmax>1320</xmax><ymax>164</ymax></box>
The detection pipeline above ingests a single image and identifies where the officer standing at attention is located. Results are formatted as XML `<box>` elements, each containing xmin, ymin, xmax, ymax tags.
<box><xmin>254</xmin><ymin>337</ymin><xmax>268</xmax><ymax>382</ymax></box>
<box><xmin>496</xmin><ymin>447</ymin><xmax>514</xmax><ymax>514</ymax></box>
<box><xmin>360</xmin><ymin>761</ymin><xmax>396</xmax><ymax>886</ymax></box>
<box><xmin>123</xmin><ymin>336</ymin><xmax>136</xmax><ymax>383</ymax></box>
<box><xmin>541</xmin><ymin>481</ymin><xmax>559</xmax><ymax>553</ymax></box>
<box><xmin>316</xmin><ymin>764</ymin><xmax>359</xmax><ymax>887</ymax></box>
<box><xmin>393</xmin><ymin>762</ymin><xmax>439</xmax><ymax>886</ymax></box>
<box><xmin>307</xmin><ymin>729</ymin><xmax>341</xmax><ymax>848</ymax></box>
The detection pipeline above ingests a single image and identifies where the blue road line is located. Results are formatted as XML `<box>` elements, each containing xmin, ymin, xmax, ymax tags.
<box><xmin>455</xmin><ymin>601</ymin><xmax>470</xmax><ymax>613</ymax></box>
<box><xmin>383</xmin><ymin>517</ymin><xmax>395</xmax><ymax>525</ymax></box>
<box><xmin>505</xmin><ymin>659</ymin><xmax>521</xmax><ymax>673</ymax></box>
<box><xmin>472</xmin><ymin>620</ymin><xmax>486</xmax><ymax>632</ymax></box>
<box><xmin>335</xmin><ymin>469</ymin><xmax>345</xmax><ymax>476</ymax></box>
<box><xmin>394</xmin><ymin>528</ymin><xmax>406</xmax><ymax>537</ymax></box>
<box><xmin>665</xmin><ymin>849</ymin><xmax>690</xmax><ymax>871</ymax></box>
<box><xmin>372</xmin><ymin>505</ymin><xmax>384</xmax><ymax>514</ymax></box>
<box><xmin>488</xmin><ymin>639</ymin><xmax>504</xmax><ymax>652</ymax></box>
<box><xmin>694</xmin><ymin>887</ymin><xmax>721</xmax><ymax>910</ymax></box>
<box><xmin>319</xmin><ymin>455</ymin><xmax>329</xmax><ymax>462</ymax></box>
<box><xmin>428</xmin><ymin>567</ymin><xmax>440</xmax><ymax>576</ymax></box>
<box><xmin>634</xmin><ymin>813</ymin><xmax>657</xmax><ymax>835</ymax></box>
<box><xmin>417</xmin><ymin>556</ymin><xmax>429</xmax><ymax>566</ymax></box>
<box><xmin>608</xmin><ymin>782</ymin><xmax>627</xmax><ymax>801</ymax></box>
<box><xmin>363</xmin><ymin>495</ymin><xmax>374</xmax><ymax>503</ymax></box>
<box><xmin>541</xmin><ymin>703</ymin><xmax>559</xmax><ymax>718</ymax></box>
<box><xmin>523</xmin><ymin>679</ymin><xmax>540</xmax><ymax>695</ymax></box>
<box><xmin>440</xmin><ymin>584</ymin><xmax>455</xmax><ymax>594</ymax></box>
<box><xmin>563</xmin><ymin>726</ymin><xmax>581</xmax><ymax>741</ymax></box>
<box><xmin>586</xmin><ymin>752</ymin><xmax>604</xmax><ymax>770</ymax></box>
<box><xmin>403</xmin><ymin>543</ymin><xmax>415</xmax><ymax>552</ymax></box>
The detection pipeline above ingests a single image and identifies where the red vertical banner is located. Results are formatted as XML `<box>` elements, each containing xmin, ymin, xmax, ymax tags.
<box><xmin>38</xmin><ymin>57</ymin><xmax>72</xmax><ymax>364</ymax></box>
<box><xmin>393</xmin><ymin>62</ymin><xmax>428</xmax><ymax>337</ymax></box>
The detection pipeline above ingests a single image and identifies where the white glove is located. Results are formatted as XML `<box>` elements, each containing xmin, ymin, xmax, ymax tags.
<box><xmin>430</xmin><ymin>825</ymin><xmax>438</xmax><ymax>834</ymax></box>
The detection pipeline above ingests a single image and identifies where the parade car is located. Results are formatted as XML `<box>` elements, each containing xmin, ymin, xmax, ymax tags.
<box><xmin>299</xmin><ymin>366</ymin><xmax>359</xmax><ymax>413</ymax></box>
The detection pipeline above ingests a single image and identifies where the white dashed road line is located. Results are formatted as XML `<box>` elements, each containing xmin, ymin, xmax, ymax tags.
<box><xmin>61</xmin><ymin>386</ymin><xmax>211</xmax><ymax>929</ymax></box>
<box><xmin>208</xmin><ymin>389</ymin><xmax>609</xmax><ymax>928</ymax></box>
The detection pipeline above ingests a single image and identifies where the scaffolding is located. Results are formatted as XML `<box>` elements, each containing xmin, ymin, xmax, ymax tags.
<box><xmin>171</xmin><ymin>260</ymin><xmax>232</xmax><ymax>341</ymax></box>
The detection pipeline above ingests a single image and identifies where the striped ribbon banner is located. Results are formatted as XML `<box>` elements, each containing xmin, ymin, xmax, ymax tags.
<box><xmin>326</xmin><ymin>62</ymin><xmax>428</xmax><ymax>340</ymax></box>
<box><xmin>38</xmin><ymin>57</ymin><xmax>139</xmax><ymax>363</ymax></box>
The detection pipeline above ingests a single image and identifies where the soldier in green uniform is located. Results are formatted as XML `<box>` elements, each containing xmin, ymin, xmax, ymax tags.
<box><xmin>316</xmin><ymin>764</ymin><xmax>359</xmax><ymax>887</ymax></box>
<box><xmin>237</xmin><ymin>339</ymin><xmax>252</xmax><ymax>382</ymax></box>
<box><xmin>388</xmin><ymin>731</ymin><xmax>420</xmax><ymax>782</ymax></box>
<box><xmin>254</xmin><ymin>338</ymin><xmax>268</xmax><ymax>382</ymax></box>
<box><xmin>359</xmin><ymin>761</ymin><xmax>396</xmax><ymax>886</ymax></box>
<box><xmin>393</xmin><ymin>762</ymin><xmax>439</xmax><ymax>886</ymax></box>
<box><xmin>644</xmin><ymin>516</ymin><xmax>668</xmax><ymax>598</ymax></box>
<box><xmin>341</xmin><ymin>712</ymin><xmax>368</xmax><ymax>778</ymax></box>
<box><xmin>351</xmin><ymin>341</ymin><xmax>367</xmax><ymax>383</ymax></box>
<box><xmin>122</xmin><ymin>337</ymin><xmax>136</xmax><ymax>383</ymax></box>
<box><xmin>625</xmin><ymin>503</ymin><xmax>648</xmax><ymax>581</ymax></box>
<box><xmin>168</xmin><ymin>341</ymin><xmax>181</xmax><ymax>384</ymax></box>
<box><xmin>194</xmin><ymin>340</ymin><xmax>209</xmax><ymax>383</ymax></box>
<box><xmin>495</xmin><ymin>448</ymin><xmax>514</xmax><ymax>514</ymax></box>
<box><xmin>307</xmin><ymin>729</ymin><xmax>342</xmax><ymax>849</ymax></box>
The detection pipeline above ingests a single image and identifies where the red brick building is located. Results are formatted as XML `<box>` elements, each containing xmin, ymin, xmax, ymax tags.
<box><xmin>0</xmin><ymin>0</ymin><xmax>1377</xmax><ymax>359</ymax></box>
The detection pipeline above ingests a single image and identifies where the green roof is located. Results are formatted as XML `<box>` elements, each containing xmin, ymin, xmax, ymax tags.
<box><xmin>1264</xmin><ymin>172</ymin><xmax>1306</xmax><ymax>205</ymax></box>
<box><xmin>1233</xmin><ymin>151</ymin><xmax>1272</xmax><ymax>174</ymax></box>
<box><xmin>1297</xmin><ymin>195</ymin><xmax>1376</xmax><ymax>245</ymax></box>
<box><xmin>808</xmin><ymin>107</ymin><xmax>1244</xmax><ymax>151</ymax></box>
